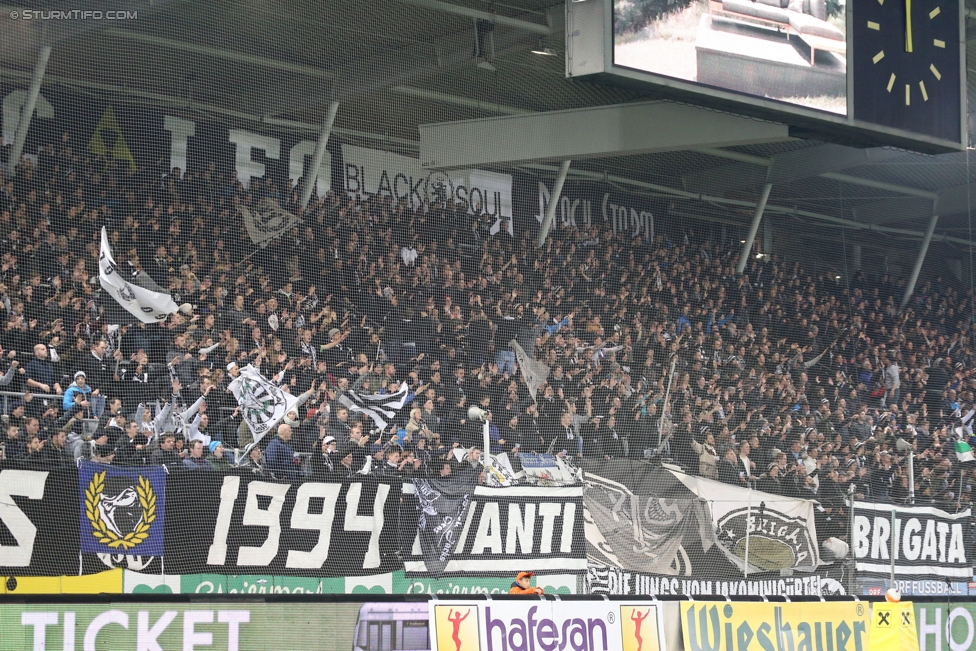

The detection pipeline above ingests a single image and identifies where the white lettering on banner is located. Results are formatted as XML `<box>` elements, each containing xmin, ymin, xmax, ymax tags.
<box><xmin>182</xmin><ymin>611</ymin><xmax>212</xmax><ymax>651</ymax></box>
<box><xmin>342</xmin><ymin>145</ymin><xmax>513</xmax><ymax>235</ymax></box>
<box><xmin>343</xmin><ymin>482</ymin><xmax>389</xmax><ymax>569</ymax></box>
<box><xmin>228</xmin><ymin>129</ymin><xmax>280</xmax><ymax>188</ymax></box>
<box><xmin>218</xmin><ymin>611</ymin><xmax>250</xmax><ymax>651</ymax></box>
<box><xmin>535</xmin><ymin>182</ymin><xmax>654</xmax><ymax>240</ymax></box>
<box><xmin>138</xmin><ymin>611</ymin><xmax>178</xmax><ymax>651</ymax></box>
<box><xmin>286</xmin><ymin>482</ymin><xmax>341</xmax><ymax>569</ymax></box>
<box><xmin>236</xmin><ymin>481</ymin><xmax>290</xmax><ymax>566</ymax></box>
<box><xmin>506</xmin><ymin>503</ymin><xmax>535</xmax><ymax>554</ymax></box>
<box><xmin>206</xmin><ymin>475</ymin><xmax>240</xmax><ymax>565</ymax></box>
<box><xmin>20</xmin><ymin>610</ymin><xmax>251</xmax><ymax>651</ymax></box>
<box><xmin>22</xmin><ymin>612</ymin><xmax>58</xmax><ymax>651</ymax></box>
<box><xmin>853</xmin><ymin>508</ymin><xmax>969</xmax><ymax>577</ymax></box>
<box><xmin>590</xmin><ymin>566</ymin><xmax>845</xmax><ymax>597</ymax></box>
<box><xmin>1</xmin><ymin>90</ymin><xmax>55</xmax><ymax>147</ymax></box>
<box><xmin>918</xmin><ymin>606</ymin><xmax>976</xmax><ymax>651</ymax></box>
<box><xmin>0</xmin><ymin>469</ymin><xmax>48</xmax><ymax>567</ymax></box>
<box><xmin>84</xmin><ymin>610</ymin><xmax>128</xmax><ymax>651</ymax></box>
<box><xmin>163</xmin><ymin>115</ymin><xmax>195</xmax><ymax>174</ymax></box>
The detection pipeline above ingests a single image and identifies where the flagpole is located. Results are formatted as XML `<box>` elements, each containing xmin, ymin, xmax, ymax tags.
<box><xmin>889</xmin><ymin>508</ymin><xmax>896</xmax><ymax>592</ymax></box>
<box><xmin>908</xmin><ymin>452</ymin><xmax>915</xmax><ymax>504</ymax></box>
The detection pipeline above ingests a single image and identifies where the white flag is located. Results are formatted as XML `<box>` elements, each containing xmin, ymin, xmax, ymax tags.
<box><xmin>98</xmin><ymin>227</ymin><xmax>178</xmax><ymax>324</ymax></box>
<box><xmin>338</xmin><ymin>382</ymin><xmax>411</xmax><ymax>431</ymax></box>
<box><xmin>228</xmin><ymin>364</ymin><xmax>299</xmax><ymax>444</ymax></box>
<box><xmin>510</xmin><ymin>339</ymin><xmax>549</xmax><ymax>402</ymax></box>
<box><xmin>240</xmin><ymin>198</ymin><xmax>303</xmax><ymax>248</ymax></box>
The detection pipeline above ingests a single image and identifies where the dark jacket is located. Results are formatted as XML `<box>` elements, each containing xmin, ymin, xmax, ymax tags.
<box><xmin>266</xmin><ymin>436</ymin><xmax>298</xmax><ymax>480</ymax></box>
<box><xmin>151</xmin><ymin>447</ymin><xmax>182</xmax><ymax>471</ymax></box>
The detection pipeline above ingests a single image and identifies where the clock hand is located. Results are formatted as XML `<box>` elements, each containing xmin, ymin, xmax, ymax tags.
<box><xmin>905</xmin><ymin>0</ymin><xmax>913</xmax><ymax>52</ymax></box>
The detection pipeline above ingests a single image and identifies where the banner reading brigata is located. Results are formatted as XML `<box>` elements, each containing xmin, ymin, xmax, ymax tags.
<box><xmin>680</xmin><ymin>602</ymin><xmax>869</xmax><ymax>651</ymax></box>
<box><xmin>430</xmin><ymin>600</ymin><xmax>666</xmax><ymax>651</ymax></box>
<box><xmin>853</xmin><ymin>502</ymin><xmax>973</xmax><ymax>579</ymax></box>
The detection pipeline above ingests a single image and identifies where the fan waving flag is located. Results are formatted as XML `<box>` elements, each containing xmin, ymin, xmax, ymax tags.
<box><xmin>955</xmin><ymin>440</ymin><xmax>975</xmax><ymax>463</ymax></box>
<box><xmin>338</xmin><ymin>382</ymin><xmax>411</xmax><ymax>430</ymax></box>
<box><xmin>228</xmin><ymin>364</ymin><xmax>299</xmax><ymax>444</ymax></box>
<box><xmin>98</xmin><ymin>227</ymin><xmax>179</xmax><ymax>324</ymax></box>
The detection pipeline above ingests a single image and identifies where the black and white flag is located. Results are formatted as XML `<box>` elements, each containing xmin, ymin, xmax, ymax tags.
<box><xmin>99</xmin><ymin>227</ymin><xmax>178</xmax><ymax>324</ymax></box>
<box><xmin>240</xmin><ymin>198</ymin><xmax>303</xmax><ymax>247</ymax></box>
<box><xmin>228</xmin><ymin>364</ymin><xmax>299</xmax><ymax>444</ymax></box>
<box><xmin>413</xmin><ymin>471</ymin><xmax>480</xmax><ymax>578</ymax></box>
<box><xmin>510</xmin><ymin>339</ymin><xmax>549</xmax><ymax>402</ymax></box>
<box><xmin>338</xmin><ymin>382</ymin><xmax>411</xmax><ymax>430</ymax></box>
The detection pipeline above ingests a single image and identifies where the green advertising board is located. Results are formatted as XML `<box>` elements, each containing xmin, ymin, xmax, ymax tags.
<box><xmin>0</xmin><ymin>603</ymin><xmax>360</xmax><ymax>651</ymax></box>
<box><xmin>915</xmin><ymin>602</ymin><xmax>976</xmax><ymax>651</ymax></box>
<box><xmin>123</xmin><ymin>571</ymin><xmax>579</xmax><ymax>596</ymax></box>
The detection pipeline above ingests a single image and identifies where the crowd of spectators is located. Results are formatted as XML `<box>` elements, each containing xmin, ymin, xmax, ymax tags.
<box><xmin>2</xmin><ymin>132</ymin><xmax>976</xmax><ymax>547</ymax></box>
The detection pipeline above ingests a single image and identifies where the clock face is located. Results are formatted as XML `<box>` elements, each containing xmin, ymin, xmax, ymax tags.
<box><xmin>852</xmin><ymin>0</ymin><xmax>961</xmax><ymax>142</ymax></box>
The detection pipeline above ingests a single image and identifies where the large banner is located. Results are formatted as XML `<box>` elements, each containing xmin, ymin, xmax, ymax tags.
<box><xmin>170</xmin><ymin>473</ymin><xmax>401</xmax><ymax>576</ymax></box>
<box><xmin>0</xmin><ymin>464</ymin><xmax>586</xmax><ymax>582</ymax></box>
<box><xmin>674</xmin><ymin>470</ymin><xmax>822</xmax><ymax>571</ymax></box>
<box><xmin>915</xmin><ymin>602</ymin><xmax>976</xmax><ymax>651</ymax></box>
<box><xmin>585</xmin><ymin>565</ymin><xmax>848</xmax><ymax>598</ymax></box>
<box><xmin>429</xmin><ymin>600</ymin><xmax>667</xmax><ymax>651</ymax></box>
<box><xmin>853</xmin><ymin>502</ymin><xmax>973</xmax><ymax>580</ymax></box>
<box><xmin>78</xmin><ymin>462</ymin><xmax>167</xmax><ymax>556</ymax></box>
<box><xmin>582</xmin><ymin>460</ymin><xmax>831</xmax><ymax>599</ymax></box>
<box><xmin>342</xmin><ymin>144</ymin><xmax>514</xmax><ymax>235</ymax></box>
<box><xmin>0</xmin><ymin>602</ymin><xmax>364</xmax><ymax>651</ymax></box>
<box><xmin>680</xmin><ymin>602</ymin><xmax>869</xmax><ymax>651</ymax></box>
<box><xmin>402</xmin><ymin>485</ymin><xmax>586</xmax><ymax>575</ymax></box>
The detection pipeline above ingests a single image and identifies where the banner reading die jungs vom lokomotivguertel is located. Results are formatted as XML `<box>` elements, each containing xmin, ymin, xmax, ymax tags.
<box><xmin>681</xmin><ymin>602</ymin><xmax>869</xmax><ymax>651</ymax></box>
<box><xmin>0</xmin><ymin>603</ymin><xmax>362</xmax><ymax>651</ymax></box>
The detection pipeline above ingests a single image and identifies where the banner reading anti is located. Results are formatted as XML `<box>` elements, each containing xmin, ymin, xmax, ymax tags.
<box><xmin>853</xmin><ymin>502</ymin><xmax>973</xmax><ymax>580</ymax></box>
<box><xmin>403</xmin><ymin>484</ymin><xmax>586</xmax><ymax>575</ymax></box>
<box><xmin>78</xmin><ymin>462</ymin><xmax>166</xmax><ymax>556</ymax></box>
<box><xmin>680</xmin><ymin>602</ymin><xmax>869</xmax><ymax>651</ymax></box>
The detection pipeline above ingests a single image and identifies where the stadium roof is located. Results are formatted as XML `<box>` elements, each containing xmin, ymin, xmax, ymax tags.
<box><xmin>2</xmin><ymin>0</ymin><xmax>976</xmax><ymax>251</ymax></box>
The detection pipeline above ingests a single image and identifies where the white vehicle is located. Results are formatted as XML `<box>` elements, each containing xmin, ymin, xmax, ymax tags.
<box><xmin>353</xmin><ymin>602</ymin><xmax>431</xmax><ymax>651</ymax></box>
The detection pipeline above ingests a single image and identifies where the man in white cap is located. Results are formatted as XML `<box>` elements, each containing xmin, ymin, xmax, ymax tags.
<box><xmin>226</xmin><ymin>361</ymin><xmax>241</xmax><ymax>379</ymax></box>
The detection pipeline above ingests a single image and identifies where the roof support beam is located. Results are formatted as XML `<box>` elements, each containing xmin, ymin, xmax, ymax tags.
<box><xmin>6</xmin><ymin>45</ymin><xmax>50</xmax><ymax>177</ymax></box>
<box><xmin>0</xmin><ymin>67</ymin><xmax>419</xmax><ymax>149</ymax></box>
<box><xmin>391</xmin><ymin>86</ymin><xmax>529</xmax><ymax>116</ymax></box>
<box><xmin>420</xmin><ymin>102</ymin><xmax>790</xmax><ymax>169</ymax></box>
<box><xmin>737</xmin><ymin>183</ymin><xmax>773</xmax><ymax>274</ymax></box>
<box><xmin>693</xmin><ymin>146</ymin><xmax>933</xmax><ymax>199</ymax></box>
<box><xmin>520</xmin><ymin>162</ymin><xmax>976</xmax><ymax>248</ymax></box>
<box><xmin>300</xmin><ymin>101</ymin><xmax>339</xmax><ymax>210</ymax></box>
<box><xmin>103</xmin><ymin>29</ymin><xmax>335</xmax><ymax>80</ymax></box>
<box><xmin>538</xmin><ymin>160</ymin><xmax>571</xmax><ymax>248</ymax></box>
<box><xmin>398</xmin><ymin>0</ymin><xmax>552</xmax><ymax>35</ymax></box>
<box><xmin>902</xmin><ymin>211</ymin><xmax>939</xmax><ymax>308</ymax></box>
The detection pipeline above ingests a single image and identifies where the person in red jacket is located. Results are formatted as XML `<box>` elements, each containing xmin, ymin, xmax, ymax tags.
<box><xmin>509</xmin><ymin>571</ymin><xmax>544</xmax><ymax>595</ymax></box>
